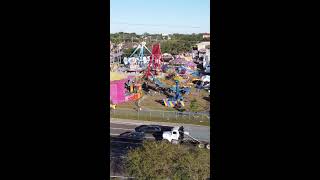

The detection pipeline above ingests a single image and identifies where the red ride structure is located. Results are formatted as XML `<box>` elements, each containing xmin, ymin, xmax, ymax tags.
<box><xmin>144</xmin><ymin>43</ymin><xmax>162</xmax><ymax>79</ymax></box>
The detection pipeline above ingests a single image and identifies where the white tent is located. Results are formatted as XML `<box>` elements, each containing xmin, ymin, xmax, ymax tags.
<box><xmin>201</xmin><ymin>75</ymin><xmax>210</xmax><ymax>82</ymax></box>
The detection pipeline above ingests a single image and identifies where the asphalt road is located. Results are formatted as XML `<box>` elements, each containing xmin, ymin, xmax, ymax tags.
<box><xmin>110</xmin><ymin>119</ymin><xmax>210</xmax><ymax>142</ymax></box>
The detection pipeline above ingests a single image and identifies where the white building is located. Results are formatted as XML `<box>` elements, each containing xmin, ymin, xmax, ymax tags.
<box><xmin>196</xmin><ymin>41</ymin><xmax>210</xmax><ymax>51</ymax></box>
<box><xmin>202</xmin><ymin>33</ymin><xmax>210</xmax><ymax>39</ymax></box>
<box><xmin>110</xmin><ymin>41</ymin><xmax>113</xmax><ymax>50</ymax></box>
<box><xmin>162</xmin><ymin>33</ymin><xmax>171</xmax><ymax>40</ymax></box>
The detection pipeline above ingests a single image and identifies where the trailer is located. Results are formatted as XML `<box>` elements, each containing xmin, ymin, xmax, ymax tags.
<box><xmin>162</xmin><ymin>126</ymin><xmax>210</xmax><ymax>149</ymax></box>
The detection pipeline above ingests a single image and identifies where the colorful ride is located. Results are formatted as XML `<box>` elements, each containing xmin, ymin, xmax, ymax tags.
<box><xmin>144</xmin><ymin>43</ymin><xmax>162</xmax><ymax>79</ymax></box>
<box><xmin>163</xmin><ymin>99</ymin><xmax>185</xmax><ymax>107</ymax></box>
<box><xmin>154</xmin><ymin>78</ymin><xmax>166</xmax><ymax>88</ymax></box>
<box><xmin>125</xmin><ymin>81</ymin><xmax>143</xmax><ymax>101</ymax></box>
<box><xmin>163</xmin><ymin>80</ymin><xmax>185</xmax><ymax>108</ymax></box>
<box><xmin>110</xmin><ymin>72</ymin><xmax>144</xmax><ymax>105</ymax></box>
<box><xmin>124</xmin><ymin>42</ymin><xmax>151</xmax><ymax>70</ymax></box>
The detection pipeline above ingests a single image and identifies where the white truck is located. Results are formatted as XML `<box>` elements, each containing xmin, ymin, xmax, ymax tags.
<box><xmin>162</xmin><ymin>126</ymin><xmax>210</xmax><ymax>149</ymax></box>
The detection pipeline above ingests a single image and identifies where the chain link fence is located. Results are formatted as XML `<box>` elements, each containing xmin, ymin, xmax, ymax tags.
<box><xmin>110</xmin><ymin>108</ymin><xmax>210</xmax><ymax>125</ymax></box>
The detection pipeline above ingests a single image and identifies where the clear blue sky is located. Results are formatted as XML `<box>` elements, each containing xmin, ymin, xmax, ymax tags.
<box><xmin>110</xmin><ymin>0</ymin><xmax>210</xmax><ymax>34</ymax></box>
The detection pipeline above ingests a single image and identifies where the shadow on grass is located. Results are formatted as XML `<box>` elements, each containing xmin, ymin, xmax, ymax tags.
<box><xmin>155</xmin><ymin>99</ymin><xmax>164</xmax><ymax>106</ymax></box>
<box><xmin>203</xmin><ymin>96</ymin><xmax>210</xmax><ymax>102</ymax></box>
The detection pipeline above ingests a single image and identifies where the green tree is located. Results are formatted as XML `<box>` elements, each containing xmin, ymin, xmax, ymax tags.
<box><xmin>123</xmin><ymin>48</ymin><xmax>136</xmax><ymax>56</ymax></box>
<box><xmin>125</xmin><ymin>141</ymin><xmax>210</xmax><ymax>180</ymax></box>
<box><xmin>112</xmin><ymin>32</ymin><xmax>204</xmax><ymax>55</ymax></box>
<box><xmin>143</xmin><ymin>32</ymin><xmax>150</xmax><ymax>36</ymax></box>
<box><xmin>111</xmin><ymin>38</ymin><xmax>121</xmax><ymax>44</ymax></box>
<box><xmin>160</xmin><ymin>38</ymin><xmax>197</xmax><ymax>55</ymax></box>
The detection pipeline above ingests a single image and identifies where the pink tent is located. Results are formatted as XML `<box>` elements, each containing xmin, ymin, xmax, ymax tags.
<box><xmin>186</xmin><ymin>61</ymin><xmax>197</xmax><ymax>67</ymax></box>
<box><xmin>110</xmin><ymin>79</ymin><xmax>128</xmax><ymax>104</ymax></box>
<box><xmin>110</xmin><ymin>72</ymin><xmax>129</xmax><ymax>104</ymax></box>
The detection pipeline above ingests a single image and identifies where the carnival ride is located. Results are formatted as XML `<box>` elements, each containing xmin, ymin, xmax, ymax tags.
<box><xmin>144</xmin><ymin>43</ymin><xmax>162</xmax><ymax>79</ymax></box>
<box><xmin>123</xmin><ymin>42</ymin><xmax>151</xmax><ymax>71</ymax></box>
<box><xmin>110</xmin><ymin>40</ymin><xmax>210</xmax><ymax>111</ymax></box>
<box><xmin>163</xmin><ymin>79</ymin><xmax>185</xmax><ymax>108</ymax></box>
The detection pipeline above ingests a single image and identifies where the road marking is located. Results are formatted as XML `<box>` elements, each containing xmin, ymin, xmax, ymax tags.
<box><xmin>110</xmin><ymin>133</ymin><xmax>121</xmax><ymax>136</ymax></box>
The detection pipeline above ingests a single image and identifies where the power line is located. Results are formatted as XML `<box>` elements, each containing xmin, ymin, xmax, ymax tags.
<box><xmin>111</xmin><ymin>22</ymin><xmax>201</xmax><ymax>29</ymax></box>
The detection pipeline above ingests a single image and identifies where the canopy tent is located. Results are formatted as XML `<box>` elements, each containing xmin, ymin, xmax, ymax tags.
<box><xmin>110</xmin><ymin>72</ymin><xmax>127</xmax><ymax>81</ymax></box>
<box><xmin>169</xmin><ymin>57</ymin><xmax>187</xmax><ymax>65</ymax></box>
<box><xmin>110</xmin><ymin>72</ymin><xmax>128</xmax><ymax>104</ymax></box>
<box><xmin>162</xmin><ymin>53</ymin><xmax>173</xmax><ymax>62</ymax></box>
<box><xmin>201</xmin><ymin>75</ymin><xmax>210</xmax><ymax>82</ymax></box>
<box><xmin>186</xmin><ymin>61</ymin><xmax>197</xmax><ymax>67</ymax></box>
<box><xmin>183</xmin><ymin>56</ymin><xmax>193</xmax><ymax>61</ymax></box>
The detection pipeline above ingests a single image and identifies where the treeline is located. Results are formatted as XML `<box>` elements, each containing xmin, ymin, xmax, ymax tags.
<box><xmin>110</xmin><ymin>32</ymin><xmax>205</xmax><ymax>43</ymax></box>
<box><xmin>111</xmin><ymin>32</ymin><xmax>207</xmax><ymax>55</ymax></box>
<box><xmin>171</xmin><ymin>33</ymin><xmax>203</xmax><ymax>42</ymax></box>
<box><xmin>110</xmin><ymin>32</ymin><xmax>141</xmax><ymax>44</ymax></box>
<box><xmin>160</xmin><ymin>40</ymin><xmax>194</xmax><ymax>55</ymax></box>
<box><xmin>161</xmin><ymin>34</ymin><xmax>203</xmax><ymax>54</ymax></box>
<box><xmin>123</xmin><ymin>40</ymin><xmax>195</xmax><ymax>56</ymax></box>
<box><xmin>110</xmin><ymin>32</ymin><xmax>162</xmax><ymax>44</ymax></box>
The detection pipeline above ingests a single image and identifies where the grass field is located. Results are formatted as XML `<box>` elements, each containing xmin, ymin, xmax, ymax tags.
<box><xmin>112</xmin><ymin>77</ymin><xmax>210</xmax><ymax>126</ymax></box>
<box><xmin>110</xmin><ymin>108</ymin><xmax>210</xmax><ymax>126</ymax></box>
<box><xmin>116</xmin><ymin>87</ymin><xmax>210</xmax><ymax>112</ymax></box>
<box><xmin>111</xmin><ymin>113</ymin><xmax>210</xmax><ymax>126</ymax></box>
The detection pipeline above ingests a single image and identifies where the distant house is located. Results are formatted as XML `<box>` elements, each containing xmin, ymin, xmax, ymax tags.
<box><xmin>110</xmin><ymin>41</ymin><xmax>113</xmax><ymax>50</ymax></box>
<box><xmin>196</xmin><ymin>41</ymin><xmax>210</xmax><ymax>51</ymax></box>
<box><xmin>142</xmin><ymin>35</ymin><xmax>152</xmax><ymax>41</ymax></box>
<box><xmin>118</xmin><ymin>43</ymin><xmax>123</xmax><ymax>50</ymax></box>
<box><xmin>202</xmin><ymin>33</ymin><xmax>210</xmax><ymax>39</ymax></box>
<box><xmin>162</xmin><ymin>33</ymin><xmax>171</xmax><ymax>40</ymax></box>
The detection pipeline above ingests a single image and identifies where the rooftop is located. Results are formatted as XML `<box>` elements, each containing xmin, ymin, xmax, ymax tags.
<box><xmin>197</xmin><ymin>41</ymin><xmax>210</xmax><ymax>45</ymax></box>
